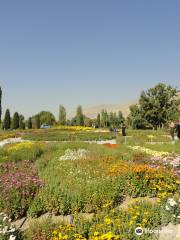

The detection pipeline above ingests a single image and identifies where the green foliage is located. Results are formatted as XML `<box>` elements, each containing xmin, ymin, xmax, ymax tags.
<box><xmin>0</xmin><ymin>87</ymin><xmax>2</xmax><ymax>123</ymax></box>
<box><xmin>59</xmin><ymin>105</ymin><xmax>66</xmax><ymax>125</ymax></box>
<box><xmin>96</xmin><ymin>113</ymin><xmax>101</xmax><ymax>128</ymax></box>
<box><xmin>128</xmin><ymin>105</ymin><xmax>151</xmax><ymax>129</ymax></box>
<box><xmin>0</xmin><ymin>142</ymin><xmax>44</xmax><ymax>164</ymax></box>
<box><xmin>128</xmin><ymin>83</ymin><xmax>180</xmax><ymax>129</ymax></box>
<box><xmin>35</xmin><ymin>114</ymin><xmax>41</xmax><ymax>129</ymax></box>
<box><xmin>22</xmin><ymin>129</ymin><xmax>115</xmax><ymax>141</ymax></box>
<box><xmin>12</xmin><ymin>112</ymin><xmax>20</xmax><ymax>129</ymax></box>
<box><xmin>3</xmin><ymin>109</ymin><xmax>11</xmax><ymax>130</ymax></box>
<box><xmin>139</xmin><ymin>83</ymin><xmax>179</xmax><ymax>127</ymax></box>
<box><xmin>76</xmin><ymin>106</ymin><xmax>84</xmax><ymax>126</ymax></box>
<box><xmin>84</xmin><ymin>116</ymin><xmax>92</xmax><ymax>127</ymax></box>
<box><xmin>100</xmin><ymin>109</ymin><xmax>108</xmax><ymax>128</ymax></box>
<box><xmin>99</xmin><ymin>110</ymin><xmax>124</xmax><ymax>129</ymax></box>
<box><xmin>27</xmin><ymin>117</ymin><xmax>32</xmax><ymax>129</ymax></box>
<box><xmin>23</xmin><ymin>217</ymin><xmax>58</xmax><ymax>240</ymax></box>
<box><xmin>19</xmin><ymin>114</ymin><xmax>25</xmax><ymax>130</ymax></box>
<box><xmin>38</xmin><ymin>111</ymin><xmax>56</xmax><ymax>126</ymax></box>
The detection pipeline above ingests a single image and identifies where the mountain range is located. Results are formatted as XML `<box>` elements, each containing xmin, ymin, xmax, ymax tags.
<box><xmin>77</xmin><ymin>101</ymin><xmax>136</xmax><ymax>119</ymax></box>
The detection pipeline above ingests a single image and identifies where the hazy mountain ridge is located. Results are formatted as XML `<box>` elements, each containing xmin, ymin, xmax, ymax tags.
<box><xmin>79</xmin><ymin>101</ymin><xmax>136</xmax><ymax>119</ymax></box>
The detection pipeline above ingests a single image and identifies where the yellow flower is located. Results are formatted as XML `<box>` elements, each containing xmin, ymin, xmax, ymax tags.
<box><xmin>104</xmin><ymin>217</ymin><xmax>113</xmax><ymax>225</ymax></box>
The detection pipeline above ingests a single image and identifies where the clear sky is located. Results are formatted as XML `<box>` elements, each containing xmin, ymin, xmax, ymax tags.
<box><xmin>0</xmin><ymin>0</ymin><xmax>180</xmax><ymax>118</ymax></box>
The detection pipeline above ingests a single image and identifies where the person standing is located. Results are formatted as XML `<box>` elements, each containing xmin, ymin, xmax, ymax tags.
<box><xmin>122</xmin><ymin>123</ymin><xmax>126</xmax><ymax>144</ymax></box>
<box><xmin>169</xmin><ymin>121</ymin><xmax>175</xmax><ymax>142</ymax></box>
<box><xmin>176</xmin><ymin>119</ymin><xmax>180</xmax><ymax>140</ymax></box>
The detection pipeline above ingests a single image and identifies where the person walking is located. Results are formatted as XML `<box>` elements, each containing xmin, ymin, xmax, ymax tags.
<box><xmin>169</xmin><ymin>121</ymin><xmax>175</xmax><ymax>142</ymax></box>
<box><xmin>176</xmin><ymin>119</ymin><xmax>180</xmax><ymax>140</ymax></box>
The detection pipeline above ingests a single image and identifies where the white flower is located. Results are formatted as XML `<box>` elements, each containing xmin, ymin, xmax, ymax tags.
<box><xmin>8</xmin><ymin>228</ymin><xmax>16</xmax><ymax>233</ymax></box>
<box><xmin>3</xmin><ymin>216</ymin><xmax>8</xmax><ymax>222</ymax></box>
<box><xmin>9</xmin><ymin>235</ymin><xmax>16</xmax><ymax>240</ymax></box>
<box><xmin>59</xmin><ymin>149</ymin><xmax>89</xmax><ymax>161</ymax></box>
<box><xmin>165</xmin><ymin>205</ymin><xmax>170</xmax><ymax>211</ymax></box>
<box><xmin>168</xmin><ymin>198</ymin><xmax>177</xmax><ymax>207</ymax></box>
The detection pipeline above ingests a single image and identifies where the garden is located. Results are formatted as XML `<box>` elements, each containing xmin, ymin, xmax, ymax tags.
<box><xmin>0</xmin><ymin>127</ymin><xmax>179</xmax><ymax>240</ymax></box>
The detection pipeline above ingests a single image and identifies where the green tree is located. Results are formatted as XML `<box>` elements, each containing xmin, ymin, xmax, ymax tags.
<box><xmin>97</xmin><ymin>113</ymin><xmax>101</xmax><ymax>128</ymax></box>
<box><xmin>27</xmin><ymin>117</ymin><xmax>32</xmax><ymax>129</ymax></box>
<box><xmin>127</xmin><ymin>104</ymin><xmax>150</xmax><ymax>129</ymax></box>
<box><xmin>84</xmin><ymin>116</ymin><xmax>92</xmax><ymax>127</ymax></box>
<box><xmin>76</xmin><ymin>106</ymin><xmax>84</xmax><ymax>126</ymax></box>
<box><xmin>59</xmin><ymin>105</ymin><xmax>66</xmax><ymax>125</ymax></box>
<box><xmin>0</xmin><ymin>87</ymin><xmax>2</xmax><ymax>123</ymax></box>
<box><xmin>100</xmin><ymin>109</ymin><xmax>108</xmax><ymax>128</ymax></box>
<box><xmin>38</xmin><ymin>111</ymin><xmax>56</xmax><ymax>125</ymax></box>
<box><xmin>19</xmin><ymin>115</ymin><xmax>25</xmax><ymax>129</ymax></box>
<box><xmin>13</xmin><ymin>112</ymin><xmax>19</xmax><ymax>129</ymax></box>
<box><xmin>3</xmin><ymin>109</ymin><xmax>11</xmax><ymax>130</ymax></box>
<box><xmin>35</xmin><ymin>114</ymin><xmax>40</xmax><ymax>129</ymax></box>
<box><xmin>139</xmin><ymin>83</ymin><xmax>179</xmax><ymax>128</ymax></box>
<box><xmin>118</xmin><ymin>111</ymin><xmax>125</xmax><ymax>125</ymax></box>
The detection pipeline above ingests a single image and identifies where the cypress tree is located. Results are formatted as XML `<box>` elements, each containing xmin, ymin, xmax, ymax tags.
<box><xmin>27</xmin><ymin>117</ymin><xmax>32</xmax><ymax>129</ymax></box>
<box><xmin>3</xmin><ymin>109</ymin><xmax>11</xmax><ymax>130</ymax></box>
<box><xmin>97</xmin><ymin>113</ymin><xmax>101</xmax><ymax>128</ymax></box>
<box><xmin>13</xmin><ymin>112</ymin><xmax>20</xmax><ymax>129</ymax></box>
<box><xmin>0</xmin><ymin>87</ymin><xmax>2</xmax><ymax>123</ymax></box>
<box><xmin>19</xmin><ymin>115</ymin><xmax>25</xmax><ymax>130</ymax></box>
<box><xmin>76</xmin><ymin>105</ymin><xmax>84</xmax><ymax>126</ymax></box>
<box><xmin>35</xmin><ymin>114</ymin><xmax>40</xmax><ymax>129</ymax></box>
<box><xmin>59</xmin><ymin>105</ymin><xmax>66</xmax><ymax>125</ymax></box>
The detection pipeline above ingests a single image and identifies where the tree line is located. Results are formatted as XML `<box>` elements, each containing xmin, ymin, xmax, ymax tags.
<box><xmin>0</xmin><ymin>83</ymin><xmax>179</xmax><ymax>130</ymax></box>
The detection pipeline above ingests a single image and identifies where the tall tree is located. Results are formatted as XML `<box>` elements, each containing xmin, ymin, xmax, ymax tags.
<box><xmin>27</xmin><ymin>117</ymin><xmax>32</xmax><ymax>129</ymax></box>
<box><xmin>0</xmin><ymin>87</ymin><xmax>2</xmax><ymax>123</ymax></box>
<box><xmin>13</xmin><ymin>112</ymin><xmax>19</xmax><ymax>129</ymax></box>
<box><xmin>101</xmin><ymin>109</ymin><xmax>108</xmax><ymax>128</ymax></box>
<box><xmin>35</xmin><ymin>114</ymin><xmax>40</xmax><ymax>129</ymax></box>
<box><xmin>118</xmin><ymin>111</ymin><xmax>125</xmax><ymax>125</ymax></box>
<box><xmin>59</xmin><ymin>105</ymin><xmax>66</xmax><ymax>125</ymax></box>
<box><xmin>19</xmin><ymin>114</ymin><xmax>25</xmax><ymax>129</ymax></box>
<box><xmin>97</xmin><ymin>113</ymin><xmax>101</xmax><ymax>128</ymax></box>
<box><xmin>76</xmin><ymin>105</ymin><xmax>84</xmax><ymax>126</ymax></box>
<box><xmin>127</xmin><ymin>104</ymin><xmax>149</xmax><ymax>129</ymax></box>
<box><xmin>139</xmin><ymin>83</ymin><xmax>179</xmax><ymax>128</ymax></box>
<box><xmin>3</xmin><ymin>109</ymin><xmax>11</xmax><ymax>130</ymax></box>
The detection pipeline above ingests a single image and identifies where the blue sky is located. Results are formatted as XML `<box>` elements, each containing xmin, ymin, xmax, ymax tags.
<box><xmin>0</xmin><ymin>0</ymin><xmax>180</xmax><ymax>118</ymax></box>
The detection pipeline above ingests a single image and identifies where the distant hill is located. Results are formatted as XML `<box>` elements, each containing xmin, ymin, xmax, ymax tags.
<box><xmin>68</xmin><ymin>92</ymin><xmax>180</xmax><ymax>119</ymax></box>
<box><xmin>69</xmin><ymin>101</ymin><xmax>136</xmax><ymax>119</ymax></box>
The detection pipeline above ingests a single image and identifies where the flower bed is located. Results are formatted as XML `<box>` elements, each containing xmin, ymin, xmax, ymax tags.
<box><xmin>50</xmin><ymin>200</ymin><xmax>164</xmax><ymax>240</ymax></box>
<box><xmin>129</xmin><ymin>146</ymin><xmax>169</xmax><ymax>157</ymax></box>
<box><xmin>108</xmin><ymin>162</ymin><xmax>178</xmax><ymax>197</ymax></box>
<box><xmin>0</xmin><ymin>161</ymin><xmax>43</xmax><ymax>219</ymax></box>
<box><xmin>0</xmin><ymin>142</ymin><xmax>44</xmax><ymax>163</ymax></box>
